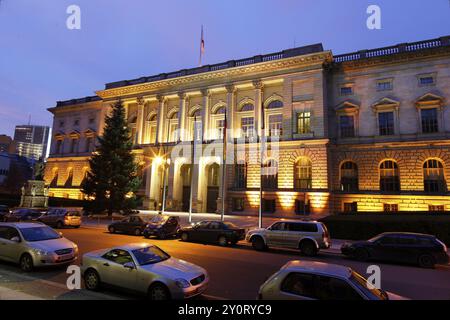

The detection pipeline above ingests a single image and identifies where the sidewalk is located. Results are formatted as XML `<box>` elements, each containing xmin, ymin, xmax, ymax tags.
<box><xmin>0</xmin><ymin>286</ymin><xmax>43</xmax><ymax>300</ymax></box>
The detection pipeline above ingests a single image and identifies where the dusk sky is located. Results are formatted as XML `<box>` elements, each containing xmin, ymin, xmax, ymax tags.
<box><xmin>0</xmin><ymin>0</ymin><xmax>449</xmax><ymax>137</ymax></box>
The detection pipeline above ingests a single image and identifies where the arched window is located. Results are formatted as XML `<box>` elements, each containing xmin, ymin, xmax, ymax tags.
<box><xmin>234</xmin><ymin>163</ymin><xmax>247</xmax><ymax>189</ymax></box>
<box><xmin>50</xmin><ymin>168</ymin><xmax>59</xmax><ymax>187</ymax></box>
<box><xmin>294</xmin><ymin>158</ymin><xmax>312</xmax><ymax>189</ymax></box>
<box><xmin>167</xmin><ymin>111</ymin><xmax>179</xmax><ymax>142</ymax></box>
<box><xmin>208</xmin><ymin>163</ymin><xmax>220</xmax><ymax>187</ymax></box>
<box><xmin>64</xmin><ymin>168</ymin><xmax>73</xmax><ymax>188</ymax></box>
<box><xmin>262</xmin><ymin>159</ymin><xmax>278</xmax><ymax>189</ymax></box>
<box><xmin>380</xmin><ymin>160</ymin><xmax>400</xmax><ymax>192</ymax></box>
<box><xmin>147</xmin><ymin>113</ymin><xmax>158</xmax><ymax>144</ymax></box>
<box><xmin>240</xmin><ymin>103</ymin><xmax>254</xmax><ymax>112</ymax></box>
<box><xmin>267</xmin><ymin>100</ymin><xmax>283</xmax><ymax>109</ymax></box>
<box><xmin>340</xmin><ymin>161</ymin><xmax>359</xmax><ymax>192</ymax></box>
<box><xmin>424</xmin><ymin>159</ymin><xmax>446</xmax><ymax>193</ymax></box>
<box><xmin>214</xmin><ymin>107</ymin><xmax>226</xmax><ymax>115</ymax></box>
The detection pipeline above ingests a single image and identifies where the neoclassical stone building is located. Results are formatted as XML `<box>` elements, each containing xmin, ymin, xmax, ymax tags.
<box><xmin>44</xmin><ymin>36</ymin><xmax>450</xmax><ymax>217</ymax></box>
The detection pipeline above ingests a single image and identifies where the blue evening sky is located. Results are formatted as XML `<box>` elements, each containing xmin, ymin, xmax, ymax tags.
<box><xmin>0</xmin><ymin>0</ymin><xmax>449</xmax><ymax>136</ymax></box>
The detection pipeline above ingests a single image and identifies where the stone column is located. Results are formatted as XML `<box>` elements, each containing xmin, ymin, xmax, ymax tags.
<box><xmin>143</xmin><ymin>161</ymin><xmax>153</xmax><ymax>210</ymax></box>
<box><xmin>136</xmin><ymin>97</ymin><xmax>145</xmax><ymax>145</ymax></box>
<box><xmin>178</xmin><ymin>92</ymin><xmax>187</xmax><ymax>142</ymax></box>
<box><xmin>201</xmin><ymin>89</ymin><xmax>210</xmax><ymax>141</ymax></box>
<box><xmin>253</xmin><ymin>80</ymin><xmax>264</xmax><ymax>137</ymax></box>
<box><xmin>226</xmin><ymin>84</ymin><xmax>236</xmax><ymax>140</ymax></box>
<box><xmin>156</xmin><ymin>95</ymin><xmax>166</xmax><ymax>144</ymax></box>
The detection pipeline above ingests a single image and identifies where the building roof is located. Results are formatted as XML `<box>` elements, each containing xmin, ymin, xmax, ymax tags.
<box><xmin>53</xmin><ymin>35</ymin><xmax>450</xmax><ymax>108</ymax></box>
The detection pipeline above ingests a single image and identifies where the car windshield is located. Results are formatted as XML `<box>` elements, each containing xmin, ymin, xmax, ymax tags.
<box><xmin>67</xmin><ymin>211</ymin><xmax>80</xmax><ymax>217</ymax></box>
<box><xmin>223</xmin><ymin>222</ymin><xmax>238</xmax><ymax>229</ymax></box>
<box><xmin>132</xmin><ymin>246</ymin><xmax>170</xmax><ymax>265</ymax></box>
<box><xmin>149</xmin><ymin>215</ymin><xmax>169</xmax><ymax>224</ymax></box>
<box><xmin>349</xmin><ymin>271</ymin><xmax>388</xmax><ymax>300</ymax></box>
<box><xmin>20</xmin><ymin>227</ymin><xmax>62</xmax><ymax>242</ymax></box>
<box><xmin>368</xmin><ymin>234</ymin><xmax>384</xmax><ymax>243</ymax></box>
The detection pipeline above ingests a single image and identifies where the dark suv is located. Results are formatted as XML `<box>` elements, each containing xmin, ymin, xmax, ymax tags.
<box><xmin>0</xmin><ymin>205</ymin><xmax>10</xmax><ymax>222</ymax></box>
<box><xmin>341</xmin><ymin>232</ymin><xmax>449</xmax><ymax>268</ymax></box>
<box><xmin>108</xmin><ymin>215</ymin><xmax>150</xmax><ymax>236</ymax></box>
<box><xmin>143</xmin><ymin>215</ymin><xmax>181</xmax><ymax>239</ymax></box>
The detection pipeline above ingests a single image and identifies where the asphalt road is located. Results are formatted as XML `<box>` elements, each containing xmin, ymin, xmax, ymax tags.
<box><xmin>1</xmin><ymin>226</ymin><xmax>450</xmax><ymax>300</ymax></box>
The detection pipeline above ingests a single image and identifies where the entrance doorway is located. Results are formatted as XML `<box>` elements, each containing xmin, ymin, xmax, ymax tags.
<box><xmin>206</xmin><ymin>163</ymin><xmax>220</xmax><ymax>213</ymax></box>
<box><xmin>180</xmin><ymin>164</ymin><xmax>191</xmax><ymax>212</ymax></box>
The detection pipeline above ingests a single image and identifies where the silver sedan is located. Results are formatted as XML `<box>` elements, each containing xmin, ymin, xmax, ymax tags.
<box><xmin>81</xmin><ymin>243</ymin><xmax>209</xmax><ymax>300</ymax></box>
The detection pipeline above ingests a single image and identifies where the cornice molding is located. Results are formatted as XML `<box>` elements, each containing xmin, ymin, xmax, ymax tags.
<box><xmin>96</xmin><ymin>52</ymin><xmax>332</xmax><ymax>99</ymax></box>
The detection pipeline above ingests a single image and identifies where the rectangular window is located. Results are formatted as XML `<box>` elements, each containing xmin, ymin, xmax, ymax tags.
<box><xmin>343</xmin><ymin>202</ymin><xmax>358</xmax><ymax>213</ymax></box>
<box><xmin>89</xmin><ymin>118</ymin><xmax>95</xmax><ymax>124</ymax></box>
<box><xmin>268</xmin><ymin>114</ymin><xmax>283</xmax><ymax>137</ymax></box>
<box><xmin>241</xmin><ymin>117</ymin><xmax>255</xmax><ymax>138</ymax></box>
<box><xmin>429</xmin><ymin>205</ymin><xmax>445</xmax><ymax>212</ymax></box>
<box><xmin>377</xmin><ymin>79</ymin><xmax>393</xmax><ymax>91</ymax></box>
<box><xmin>419</xmin><ymin>76</ymin><xmax>435</xmax><ymax>86</ymax></box>
<box><xmin>378</xmin><ymin>112</ymin><xmax>395</xmax><ymax>136</ymax></box>
<box><xmin>339</xmin><ymin>115</ymin><xmax>355</xmax><ymax>138</ymax></box>
<box><xmin>55</xmin><ymin>140</ymin><xmax>62</xmax><ymax>154</ymax></box>
<box><xmin>340</xmin><ymin>86</ymin><xmax>353</xmax><ymax>96</ymax></box>
<box><xmin>217</xmin><ymin>119</ymin><xmax>226</xmax><ymax>139</ymax></box>
<box><xmin>70</xmin><ymin>139</ymin><xmax>78</xmax><ymax>153</ymax></box>
<box><xmin>169</xmin><ymin>123</ymin><xmax>178</xmax><ymax>142</ymax></box>
<box><xmin>234</xmin><ymin>164</ymin><xmax>247</xmax><ymax>189</ymax></box>
<box><xmin>295</xmin><ymin>200</ymin><xmax>311</xmax><ymax>216</ymax></box>
<box><xmin>149</xmin><ymin>125</ymin><xmax>157</xmax><ymax>144</ymax></box>
<box><xmin>232</xmin><ymin>198</ymin><xmax>245</xmax><ymax>212</ymax></box>
<box><xmin>85</xmin><ymin>137</ymin><xmax>93</xmax><ymax>152</ymax></box>
<box><xmin>262</xmin><ymin>199</ymin><xmax>276</xmax><ymax>214</ymax></box>
<box><xmin>74</xmin><ymin>119</ymin><xmax>80</xmax><ymax>126</ymax></box>
<box><xmin>297</xmin><ymin>112</ymin><xmax>311</xmax><ymax>134</ymax></box>
<box><xmin>421</xmin><ymin>109</ymin><xmax>439</xmax><ymax>133</ymax></box>
<box><xmin>383</xmin><ymin>204</ymin><xmax>399</xmax><ymax>213</ymax></box>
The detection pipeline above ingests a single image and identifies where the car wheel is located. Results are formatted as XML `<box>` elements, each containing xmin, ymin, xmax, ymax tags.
<box><xmin>143</xmin><ymin>232</ymin><xmax>150</xmax><ymax>239</ymax></box>
<box><xmin>418</xmin><ymin>254</ymin><xmax>435</xmax><ymax>269</ymax></box>
<box><xmin>134</xmin><ymin>228</ymin><xmax>142</xmax><ymax>236</ymax></box>
<box><xmin>20</xmin><ymin>254</ymin><xmax>34</xmax><ymax>272</ymax></box>
<box><xmin>300</xmin><ymin>241</ymin><xmax>318</xmax><ymax>257</ymax></box>
<box><xmin>84</xmin><ymin>269</ymin><xmax>101</xmax><ymax>291</ymax></box>
<box><xmin>56</xmin><ymin>221</ymin><xmax>63</xmax><ymax>229</ymax></box>
<box><xmin>148</xmin><ymin>283</ymin><xmax>171</xmax><ymax>300</ymax></box>
<box><xmin>354</xmin><ymin>248</ymin><xmax>369</xmax><ymax>261</ymax></box>
<box><xmin>252</xmin><ymin>236</ymin><xmax>266</xmax><ymax>251</ymax></box>
<box><xmin>181</xmin><ymin>232</ymin><xmax>189</xmax><ymax>242</ymax></box>
<box><xmin>218</xmin><ymin>236</ymin><xmax>228</xmax><ymax>247</ymax></box>
<box><xmin>108</xmin><ymin>226</ymin><xmax>116</xmax><ymax>234</ymax></box>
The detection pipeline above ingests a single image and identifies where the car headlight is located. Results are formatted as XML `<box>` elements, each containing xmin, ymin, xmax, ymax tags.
<box><xmin>73</xmin><ymin>244</ymin><xmax>79</xmax><ymax>253</ymax></box>
<box><xmin>32</xmin><ymin>248</ymin><xmax>49</xmax><ymax>256</ymax></box>
<box><xmin>175</xmin><ymin>279</ymin><xmax>191</xmax><ymax>289</ymax></box>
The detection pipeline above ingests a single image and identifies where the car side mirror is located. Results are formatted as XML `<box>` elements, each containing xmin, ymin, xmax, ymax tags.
<box><xmin>11</xmin><ymin>236</ymin><xmax>20</xmax><ymax>243</ymax></box>
<box><xmin>124</xmin><ymin>262</ymin><xmax>136</xmax><ymax>270</ymax></box>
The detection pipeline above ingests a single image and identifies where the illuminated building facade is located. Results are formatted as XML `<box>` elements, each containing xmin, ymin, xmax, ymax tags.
<box><xmin>44</xmin><ymin>36</ymin><xmax>450</xmax><ymax>216</ymax></box>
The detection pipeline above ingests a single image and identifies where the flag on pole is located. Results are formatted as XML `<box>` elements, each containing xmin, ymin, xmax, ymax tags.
<box><xmin>199</xmin><ymin>25</ymin><xmax>205</xmax><ymax>66</ymax></box>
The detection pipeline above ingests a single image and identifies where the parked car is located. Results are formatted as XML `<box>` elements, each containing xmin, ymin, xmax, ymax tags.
<box><xmin>5</xmin><ymin>209</ymin><xmax>42</xmax><ymax>222</ymax></box>
<box><xmin>341</xmin><ymin>232</ymin><xmax>449</xmax><ymax>268</ymax></box>
<box><xmin>0</xmin><ymin>222</ymin><xmax>78</xmax><ymax>272</ymax></box>
<box><xmin>81</xmin><ymin>243</ymin><xmax>209</xmax><ymax>300</ymax></box>
<box><xmin>180</xmin><ymin>221</ymin><xmax>246</xmax><ymax>246</ymax></box>
<box><xmin>108</xmin><ymin>215</ymin><xmax>150</xmax><ymax>236</ymax></box>
<box><xmin>38</xmin><ymin>208</ymin><xmax>82</xmax><ymax>229</ymax></box>
<box><xmin>0</xmin><ymin>205</ymin><xmax>11</xmax><ymax>222</ymax></box>
<box><xmin>246</xmin><ymin>220</ymin><xmax>331</xmax><ymax>256</ymax></box>
<box><xmin>143</xmin><ymin>215</ymin><xmax>180</xmax><ymax>239</ymax></box>
<box><xmin>258</xmin><ymin>260</ymin><xmax>407</xmax><ymax>300</ymax></box>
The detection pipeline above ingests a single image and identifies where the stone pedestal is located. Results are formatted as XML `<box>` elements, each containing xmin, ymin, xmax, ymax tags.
<box><xmin>20</xmin><ymin>180</ymin><xmax>49</xmax><ymax>209</ymax></box>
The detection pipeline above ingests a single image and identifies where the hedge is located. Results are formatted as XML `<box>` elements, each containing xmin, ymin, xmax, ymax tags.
<box><xmin>319</xmin><ymin>214</ymin><xmax>450</xmax><ymax>245</ymax></box>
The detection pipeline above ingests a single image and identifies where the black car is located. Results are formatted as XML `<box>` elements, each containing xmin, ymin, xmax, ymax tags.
<box><xmin>143</xmin><ymin>215</ymin><xmax>180</xmax><ymax>239</ymax></box>
<box><xmin>108</xmin><ymin>215</ymin><xmax>150</xmax><ymax>236</ymax></box>
<box><xmin>341</xmin><ymin>232</ymin><xmax>449</xmax><ymax>268</ymax></box>
<box><xmin>180</xmin><ymin>221</ymin><xmax>246</xmax><ymax>247</ymax></box>
<box><xmin>5</xmin><ymin>208</ymin><xmax>43</xmax><ymax>222</ymax></box>
<box><xmin>0</xmin><ymin>205</ymin><xmax>10</xmax><ymax>222</ymax></box>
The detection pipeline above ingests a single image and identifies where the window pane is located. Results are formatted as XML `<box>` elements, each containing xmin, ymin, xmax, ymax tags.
<box><xmin>340</xmin><ymin>116</ymin><xmax>355</xmax><ymax>138</ymax></box>
<box><xmin>378</xmin><ymin>112</ymin><xmax>394</xmax><ymax>136</ymax></box>
<box><xmin>268</xmin><ymin>114</ymin><xmax>283</xmax><ymax>137</ymax></box>
<box><xmin>421</xmin><ymin>109</ymin><xmax>438</xmax><ymax>133</ymax></box>
<box><xmin>297</xmin><ymin>112</ymin><xmax>311</xmax><ymax>134</ymax></box>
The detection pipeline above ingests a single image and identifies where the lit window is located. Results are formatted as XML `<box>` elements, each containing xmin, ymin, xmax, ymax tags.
<box><xmin>297</xmin><ymin>112</ymin><xmax>311</xmax><ymax>134</ymax></box>
<box><xmin>380</xmin><ymin>160</ymin><xmax>400</xmax><ymax>193</ymax></box>
<box><xmin>241</xmin><ymin>117</ymin><xmax>255</xmax><ymax>138</ymax></box>
<box><xmin>268</xmin><ymin>114</ymin><xmax>283</xmax><ymax>137</ymax></box>
<box><xmin>423</xmin><ymin>159</ymin><xmax>446</xmax><ymax>193</ymax></box>
<box><xmin>294</xmin><ymin>158</ymin><xmax>312</xmax><ymax>190</ymax></box>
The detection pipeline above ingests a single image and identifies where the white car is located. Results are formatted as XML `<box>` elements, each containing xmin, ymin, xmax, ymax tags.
<box><xmin>258</xmin><ymin>260</ymin><xmax>408</xmax><ymax>300</ymax></box>
<box><xmin>81</xmin><ymin>243</ymin><xmax>209</xmax><ymax>300</ymax></box>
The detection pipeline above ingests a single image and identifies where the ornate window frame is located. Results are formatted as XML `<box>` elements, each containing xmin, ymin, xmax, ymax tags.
<box><xmin>415</xmin><ymin>93</ymin><xmax>445</xmax><ymax>134</ymax></box>
<box><xmin>335</xmin><ymin>100</ymin><xmax>360</xmax><ymax>139</ymax></box>
<box><xmin>371</xmin><ymin>97</ymin><xmax>400</xmax><ymax>136</ymax></box>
